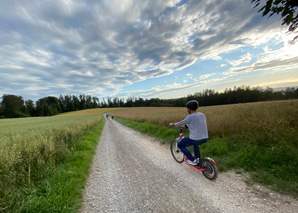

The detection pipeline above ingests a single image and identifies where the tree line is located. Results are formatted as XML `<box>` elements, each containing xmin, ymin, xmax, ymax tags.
<box><xmin>1</xmin><ymin>86</ymin><xmax>298</xmax><ymax>118</ymax></box>
<box><xmin>102</xmin><ymin>86</ymin><xmax>298</xmax><ymax>108</ymax></box>
<box><xmin>0</xmin><ymin>95</ymin><xmax>100</xmax><ymax>118</ymax></box>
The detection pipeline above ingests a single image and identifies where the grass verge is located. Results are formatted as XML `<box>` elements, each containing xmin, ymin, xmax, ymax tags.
<box><xmin>115</xmin><ymin>117</ymin><xmax>181</xmax><ymax>143</ymax></box>
<box><xmin>115</xmin><ymin>117</ymin><xmax>298</xmax><ymax>198</ymax></box>
<box><xmin>7</xmin><ymin>117</ymin><xmax>105</xmax><ymax>213</ymax></box>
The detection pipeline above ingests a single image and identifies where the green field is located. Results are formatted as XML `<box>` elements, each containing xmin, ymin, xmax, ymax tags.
<box><xmin>0</xmin><ymin>108</ymin><xmax>112</xmax><ymax>212</ymax></box>
<box><xmin>112</xmin><ymin>100</ymin><xmax>298</xmax><ymax>197</ymax></box>
<box><xmin>1</xmin><ymin>100</ymin><xmax>297</xmax><ymax>211</ymax></box>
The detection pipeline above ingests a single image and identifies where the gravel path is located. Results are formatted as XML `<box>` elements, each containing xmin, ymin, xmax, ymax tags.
<box><xmin>81</xmin><ymin>118</ymin><xmax>298</xmax><ymax>213</ymax></box>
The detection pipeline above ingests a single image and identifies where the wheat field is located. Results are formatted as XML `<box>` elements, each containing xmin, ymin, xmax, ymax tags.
<box><xmin>111</xmin><ymin>100</ymin><xmax>298</xmax><ymax>196</ymax></box>
<box><xmin>111</xmin><ymin>100</ymin><xmax>298</xmax><ymax>139</ymax></box>
<box><xmin>0</xmin><ymin>108</ymin><xmax>119</xmax><ymax>204</ymax></box>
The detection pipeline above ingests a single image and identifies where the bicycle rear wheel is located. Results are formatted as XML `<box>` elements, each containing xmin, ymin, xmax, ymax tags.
<box><xmin>170</xmin><ymin>139</ymin><xmax>184</xmax><ymax>163</ymax></box>
<box><xmin>201</xmin><ymin>159</ymin><xmax>218</xmax><ymax>180</ymax></box>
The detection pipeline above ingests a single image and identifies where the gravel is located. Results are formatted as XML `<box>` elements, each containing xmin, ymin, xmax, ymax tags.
<box><xmin>81</xmin><ymin>118</ymin><xmax>298</xmax><ymax>213</ymax></box>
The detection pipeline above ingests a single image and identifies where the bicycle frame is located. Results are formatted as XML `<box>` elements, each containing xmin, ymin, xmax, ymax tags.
<box><xmin>171</xmin><ymin>127</ymin><xmax>218</xmax><ymax>180</ymax></box>
<box><xmin>176</xmin><ymin>128</ymin><xmax>216</xmax><ymax>172</ymax></box>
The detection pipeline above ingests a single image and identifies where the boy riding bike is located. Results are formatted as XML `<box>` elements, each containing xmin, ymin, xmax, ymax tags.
<box><xmin>169</xmin><ymin>100</ymin><xmax>208</xmax><ymax>166</ymax></box>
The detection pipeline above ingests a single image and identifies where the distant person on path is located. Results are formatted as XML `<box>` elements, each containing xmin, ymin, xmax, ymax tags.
<box><xmin>106</xmin><ymin>113</ymin><xmax>109</xmax><ymax>119</ymax></box>
<box><xmin>169</xmin><ymin>100</ymin><xmax>208</xmax><ymax>165</ymax></box>
<box><xmin>111</xmin><ymin>114</ymin><xmax>114</xmax><ymax>120</ymax></box>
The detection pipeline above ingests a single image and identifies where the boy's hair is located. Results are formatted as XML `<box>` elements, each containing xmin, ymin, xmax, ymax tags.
<box><xmin>186</xmin><ymin>100</ymin><xmax>199</xmax><ymax>110</ymax></box>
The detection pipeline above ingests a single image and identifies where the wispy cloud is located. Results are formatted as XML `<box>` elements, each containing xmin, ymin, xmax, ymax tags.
<box><xmin>252</xmin><ymin>78</ymin><xmax>298</xmax><ymax>88</ymax></box>
<box><xmin>0</xmin><ymin>0</ymin><xmax>293</xmax><ymax>100</ymax></box>
<box><xmin>224</xmin><ymin>40</ymin><xmax>298</xmax><ymax>76</ymax></box>
<box><xmin>226</xmin><ymin>56</ymin><xmax>298</xmax><ymax>75</ymax></box>
<box><xmin>195</xmin><ymin>73</ymin><xmax>216</xmax><ymax>81</ymax></box>
<box><xmin>228</xmin><ymin>53</ymin><xmax>252</xmax><ymax>66</ymax></box>
<box><xmin>119</xmin><ymin>75</ymin><xmax>228</xmax><ymax>99</ymax></box>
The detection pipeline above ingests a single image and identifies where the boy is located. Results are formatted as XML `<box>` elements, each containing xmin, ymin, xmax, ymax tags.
<box><xmin>169</xmin><ymin>100</ymin><xmax>208</xmax><ymax>165</ymax></box>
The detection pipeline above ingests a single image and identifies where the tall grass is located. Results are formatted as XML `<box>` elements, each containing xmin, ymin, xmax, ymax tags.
<box><xmin>11</xmin><ymin>118</ymin><xmax>106</xmax><ymax>212</ymax></box>
<box><xmin>0</xmin><ymin>109</ymin><xmax>110</xmax><ymax>212</ymax></box>
<box><xmin>113</xmin><ymin>100</ymin><xmax>298</xmax><ymax>196</ymax></box>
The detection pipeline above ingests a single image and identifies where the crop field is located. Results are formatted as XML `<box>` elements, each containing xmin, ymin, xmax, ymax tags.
<box><xmin>0</xmin><ymin>108</ymin><xmax>113</xmax><ymax>211</ymax></box>
<box><xmin>1</xmin><ymin>100</ymin><xmax>297</xmax><ymax>207</ymax></box>
<box><xmin>57</xmin><ymin>108</ymin><xmax>119</xmax><ymax>116</ymax></box>
<box><xmin>111</xmin><ymin>100</ymin><xmax>298</xmax><ymax>139</ymax></box>
<box><xmin>112</xmin><ymin>100</ymin><xmax>298</xmax><ymax>196</ymax></box>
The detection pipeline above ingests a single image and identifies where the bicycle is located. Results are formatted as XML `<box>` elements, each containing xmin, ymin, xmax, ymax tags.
<box><xmin>170</xmin><ymin>128</ymin><xmax>218</xmax><ymax>180</ymax></box>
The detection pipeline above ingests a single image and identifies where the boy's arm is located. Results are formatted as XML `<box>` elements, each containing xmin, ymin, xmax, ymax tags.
<box><xmin>169</xmin><ymin>116</ymin><xmax>190</xmax><ymax>127</ymax></box>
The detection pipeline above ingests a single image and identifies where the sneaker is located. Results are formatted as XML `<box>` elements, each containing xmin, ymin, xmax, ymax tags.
<box><xmin>196</xmin><ymin>158</ymin><xmax>200</xmax><ymax>164</ymax></box>
<box><xmin>186</xmin><ymin>159</ymin><xmax>198</xmax><ymax>166</ymax></box>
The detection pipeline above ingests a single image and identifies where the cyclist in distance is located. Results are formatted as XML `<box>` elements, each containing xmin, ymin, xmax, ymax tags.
<box><xmin>169</xmin><ymin>100</ymin><xmax>208</xmax><ymax>165</ymax></box>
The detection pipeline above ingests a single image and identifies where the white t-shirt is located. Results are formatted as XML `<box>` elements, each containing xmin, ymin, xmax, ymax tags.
<box><xmin>174</xmin><ymin>112</ymin><xmax>208</xmax><ymax>140</ymax></box>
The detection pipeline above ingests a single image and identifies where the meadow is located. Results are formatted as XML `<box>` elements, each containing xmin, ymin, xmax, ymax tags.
<box><xmin>112</xmin><ymin>100</ymin><xmax>298</xmax><ymax>196</ymax></box>
<box><xmin>1</xmin><ymin>100</ymin><xmax>297</xmax><ymax>211</ymax></box>
<box><xmin>0</xmin><ymin>108</ymin><xmax>111</xmax><ymax>212</ymax></box>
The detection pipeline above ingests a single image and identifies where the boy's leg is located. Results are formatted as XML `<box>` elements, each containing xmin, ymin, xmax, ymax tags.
<box><xmin>178</xmin><ymin>137</ymin><xmax>196</xmax><ymax>161</ymax></box>
<box><xmin>193</xmin><ymin>145</ymin><xmax>200</xmax><ymax>159</ymax></box>
<box><xmin>193</xmin><ymin>139</ymin><xmax>208</xmax><ymax>159</ymax></box>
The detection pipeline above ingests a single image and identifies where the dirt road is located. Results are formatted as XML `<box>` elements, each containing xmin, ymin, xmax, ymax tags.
<box><xmin>81</xmin><ymin>118</ymin><xmax>297</xmax><ymax>213</ymax></box>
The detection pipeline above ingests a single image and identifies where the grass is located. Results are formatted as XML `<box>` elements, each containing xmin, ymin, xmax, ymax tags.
<box><xmin>115</xmin><ymin>117</ymin><xmax>178</xmax><ymax>144</ymax></box>
<box><xmin>1</xmin><ymin>101</ymin><xmax>297</xmax><ymax>211</ymax></box>
<box><xmin>57</xmin><ymin>108</ymin><xmax>119</xmax><ymax>116</ymax></box>
<box><xmin>9</xmin><ymin>118</ymin><xmax>105</xmax><ymax>212</ymax></box>
<box><xmin>113</xmin><ymin>100</ymin><xmax>298</xmax><ymax>197</ymax></box>
<box><xmin>0</xmin><ymin>108</ymin><xmax>113</xmax><ymax>212</ymax></box>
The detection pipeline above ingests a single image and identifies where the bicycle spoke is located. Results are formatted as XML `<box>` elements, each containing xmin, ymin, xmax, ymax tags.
<box><xmin>170</xmin><ymin>139</ymin><xmax>184</xmax><ymax>163</ymax></box>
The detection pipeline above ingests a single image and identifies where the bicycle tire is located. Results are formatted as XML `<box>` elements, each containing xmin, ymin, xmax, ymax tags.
<box><xmin>201</xmin><ymin>159</ymin><xmax>218</xmax><ymax>180</ymax></box>
<box><xmin>170</xmin><ymin>139</ymin><xmax>184</xmax><ymax>163</ymax></box>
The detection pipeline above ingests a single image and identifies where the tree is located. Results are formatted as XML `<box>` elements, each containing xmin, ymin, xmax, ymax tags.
<box><xmin>64</xmin><ymin>95</ymin><xmax>74</xmax><ymax>112</ymax></box>
<box><xmin>252</xmin><ymin>0</ymin><xmax>298</xmax><ymax>40</ymax></box>
<box><xmin>284</xmin><ymin>87</ymin><xmax>297</xmax><ymax>99</ymax></box>
<box><xmin>0</xmin><ymin>100</ymin><xmax>4</xmax><ymax>117</ymax></box>
<box><xmin>58</xmin><ymin>95</ymin><xmax>66</xmax><ymax>112</ymax></box>
<box><xmin>35</xmin><ymin>98</ymin><xmax>46</xmax><ymax>116</ymax></box>
<box><xmin>119</xmin><ymin>98</ymin><xmax>125</xmax><ymax>107</ymax></box>
<box><xmin>92</xmin><ymin>97</ymin><xmax>99</xmax><ymax>108</ymax></box>
<box><xmin>35</xmin><ymin>96</ymin><xmax>60</xmax><ymax>116</ymax></box>
<box><xmin>1</xmin><ymin>94</ymin><xmax>26</xmax><ymax>118</ymax></box>
<box><xmin>79</xmin><ymin>95</ymin><xmax>86</xmax><ymax>110</ymax></box>
<box><xmin>86</xmin><ymin>95</ymin><xmax>92</xmax><ymax>109</ymax></box>
<box><xmin>112</xmin><ymin>97</ymin><xmax>120</xmax><ymax>107</ymax></box>
<box><xmin>73</xmin><ymin>95</ymin><xmax>80</xmax><ymax>110</ymax></box>
<box><xmin>100</xmin><ymin>98</ymin><xmax>108</xmax><ymax>108</ymax></box>
<box><xmin>125</xmin><ymin>97</ymin><xmax>134</xmax><ymax>107</ymax></box>
<box><xmin>25</xmin><ymin>99</ymin><xmax>35</xmax><ymax>116</ymax></box>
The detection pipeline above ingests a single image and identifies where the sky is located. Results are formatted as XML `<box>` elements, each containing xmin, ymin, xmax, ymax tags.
<box><xmin>0</xmin><ymin>0</ymin><xmax>297</xmax><ymax>101</ymax></box>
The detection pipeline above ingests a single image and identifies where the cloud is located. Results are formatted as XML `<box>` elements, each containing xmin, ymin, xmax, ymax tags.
<box><xmin>0</xmin><ymin>0</ymin><xmax>292</xmax><ymax>100</ymax></box>
<box><xmin>226</xmin><ymin>57</ymin><xmax>298</xmax><ymax>75</ymax></box>
<box><xmin>252</xmin><ymin>78</ymin><xmax>298</xmax><ymax>88</ymax></box>
<box><xmin>118</xmin><ymin>75</ymin><xmax>228</xmax><ymax>99</ymax></box>
<box><xmin>224</xmin><ymin>40</ymin><xmax>298</xmax><ymax>75</ymax></box>
<box><xmin>228</xmin><ymin>53</ymin><xmax>252</xmax><ymax>66</ymax></box>
<box><xmin>195</xmin><ymin>73</ymin><xmax>216</xmax><ymax>81</ymax></box>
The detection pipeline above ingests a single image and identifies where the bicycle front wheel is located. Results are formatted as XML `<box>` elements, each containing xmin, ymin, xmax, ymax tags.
<box><xmin>170</xmin><ymin>139</ymin><xmax>184</xmax><ymax>163</ymax></box>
